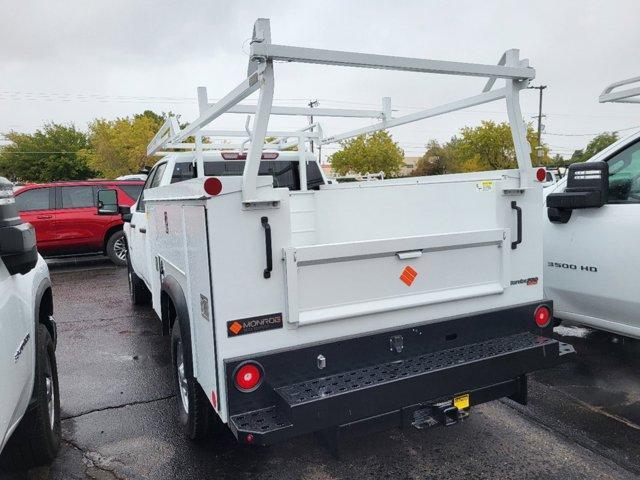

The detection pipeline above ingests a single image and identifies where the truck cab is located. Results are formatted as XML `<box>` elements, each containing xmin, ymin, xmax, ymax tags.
<box><xmin>0</xmin><ymin>177</ymin><xmax>60</xmax><ymax>470</ymax></box>
<box><xmin>544</xmin><ymin>128</ymin><xmax>640</xmax><ymax>339</ymax></box>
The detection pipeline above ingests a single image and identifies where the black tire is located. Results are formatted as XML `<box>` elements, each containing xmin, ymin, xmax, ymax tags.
<box><xmin>106</xmin><ymin>230</ymin><xmax>127</xmax><ymax>267</ymax></box>
<box><xmin>171</xmin><ymin>316</ymin><xmax>216</xmax><ymax>441</ymax></box>
<box><xmin>0</xmin><ymin>325</ymin><xmax>61</xmax><ymax>471</ymax></box>
<box><xmin>127</xmin><ymin>253</ymin><xmax>150</xmax><ymax>306</ymax></box>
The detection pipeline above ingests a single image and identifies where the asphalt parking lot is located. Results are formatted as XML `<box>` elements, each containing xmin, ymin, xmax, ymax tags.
<box><xmin>8</xmin><ymin>259</ymin><xmax>640</xmax><ymax>480</ymax></box>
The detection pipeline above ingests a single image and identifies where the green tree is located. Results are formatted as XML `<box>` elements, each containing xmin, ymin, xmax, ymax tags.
<box><xmin>570</xmin><ymin>132</ymin><xmax>619</xmax><ymax>163</ymax></box>
<box><xmin>411</xmin><ymin>139</ymin><xmax>453</xmax><ymax>176</ymax></box>
<box><xmin>0</xmin><ymin>123</ymin><xmax>95</xmax><ymax>182</ymax></box>
<box><xmin>551</xmin><ymin>153</ymin><xmax>566</xmax><ymax>168</ymax></box>
<box><xmin>87</xmin><ymin>110</ymin><xmax>165</xmax><ymax>178</ymax></box>
<box><xmin>412</xmin><ymin>121</ymin><xmax>549</xmax><ymax>176</ymax></box>
<box><xmin>453</xmin><ymin>120</ymin><xmax>546</xmax><ymax>172</ymax></box>
<box><xmin>330</xmin><ymin>131</ymin><xmax>404</xmax><ymax>177</ymax></box>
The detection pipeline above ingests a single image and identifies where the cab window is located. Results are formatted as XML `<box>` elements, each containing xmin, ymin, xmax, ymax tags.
<box><xmin>171</xmin><ymin>160</ymin><xmax>324</xmax><ymax>190</ymax></box>
<box><xmin>136</xmin><ymin>163</ymin><xmax>166</xmax><ymax>212</ymax></box>
<box><xmin>606</xmin><ymin>140</ymin><xmax>640</xmax><ymax>204</ymax></box>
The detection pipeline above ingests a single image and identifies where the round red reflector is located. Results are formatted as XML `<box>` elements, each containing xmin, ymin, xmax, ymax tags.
<box><xmin>246</xmin><ymin>433</ymin><xmax>255</xmax><ymax>444</ymax></box>
<box><xmin>534</xmin><ymin>305</ymin><xmax>551</xmax><ymax>328</ymax></box>
<box><xmin>536</xmin><ymin>168</ymin><xmax>547</xmax><ymax>182</ymax></box>
<box><xmin>235</xmin><ymin>363</ymin><xmax>262</xmax><ymax>392</ymax></box>
<box><xmin>204</xmin><ymin>177</ymin><xmax>223</xmax><ymax>196</ymax></box>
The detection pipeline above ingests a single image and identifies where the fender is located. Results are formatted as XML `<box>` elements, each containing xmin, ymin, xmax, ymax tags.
<box><xmin>160</xmin><ymin>275</ymin><xmax>190</xmax><ymax>338</ymax></box>
<box><xmin>34</xmin><ymin>276</ymin><xmax>56</xmax><ymax>348</ymax></box>
<box><xmin>161</xmin><ymin>275</ymin><xmax>196</xmax><ymax>379</ymax></box>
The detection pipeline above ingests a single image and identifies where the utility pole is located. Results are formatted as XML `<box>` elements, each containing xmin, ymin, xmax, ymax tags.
<box><xmin>308</xmin><ymin>99</ymin><xmax>319</xmax><ymax>154</ymax></box>
<box><xmin>528</xmin><ymin>85</ymin><xmax>547</xmax><ymax>163</ymax></box>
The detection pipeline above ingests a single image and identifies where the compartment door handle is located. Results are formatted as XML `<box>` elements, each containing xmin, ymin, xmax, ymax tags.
<box><xmin>396</xmin><ymin>250</ymin><xmax>423</xmax><ymax>260</ymax></box>
<box><xmin>261</xmin><ymin>216</ymin><xmax>273</xmax><ymax>279</ymax></box>
<box><xmin>511</xmin><ymin>201</ymin><xmax>522</xmax><ymax>249</ymax></box>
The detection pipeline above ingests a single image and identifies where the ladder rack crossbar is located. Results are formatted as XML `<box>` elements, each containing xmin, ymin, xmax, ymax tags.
<box><xmin>250</xmin><ymin>43</ymin><xmax>534</xmax><ymax>80</ymax></box>
<box><xmin>599</xmin><ymin>76</ymin><xmax>640</xmax><ymax>104</ymax></box>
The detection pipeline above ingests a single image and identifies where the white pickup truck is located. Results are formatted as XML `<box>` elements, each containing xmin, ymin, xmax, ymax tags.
<box><xmin>98</xmin><ymin>18</ymin><xmax>572</xmax><ymax>449</ymax></box>
<box><xmin>0</xmin><ymin>177</ymin><xmax>60</xmax><ymax>470</ymax></box>
<box><xmin>544</xmin><ymin>76</ymin><xmax>640</xmax><ymax>339</ymax></box>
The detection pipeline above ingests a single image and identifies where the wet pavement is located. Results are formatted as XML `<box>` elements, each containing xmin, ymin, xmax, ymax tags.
<box><xmin>5</xmin><ymin>260</ymin><xmax>640</xmax><ymax>479</ymax></box>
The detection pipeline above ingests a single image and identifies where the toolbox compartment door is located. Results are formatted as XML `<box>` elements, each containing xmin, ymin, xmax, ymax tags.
<box><xmin>283</xmin><ymin>228</ymin><xmax>509</xmax><ymax>326</ymax></box>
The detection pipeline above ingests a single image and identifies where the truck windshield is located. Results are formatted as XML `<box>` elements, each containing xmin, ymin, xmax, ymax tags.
<box><xmin>171</xmin><ymin>160</ymin><xmax>324</xmax><ymax>190</ymax></box>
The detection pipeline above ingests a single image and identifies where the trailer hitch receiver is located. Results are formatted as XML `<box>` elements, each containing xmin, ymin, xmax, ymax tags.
<box><xmin>411</xmin><ymin>402</ymin><xmax>469</xmax><ymax>430</ymax></box>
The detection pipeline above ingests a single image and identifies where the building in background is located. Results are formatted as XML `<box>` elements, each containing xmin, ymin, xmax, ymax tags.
<box><xmin>401</xmin><ymin>156</ymin><xmax>421</xmax><ymax>176</ymax></box>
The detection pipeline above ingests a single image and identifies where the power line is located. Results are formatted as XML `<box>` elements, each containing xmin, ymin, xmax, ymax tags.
<box><xmin>0</xmin><ymin>151</ymin><xmax>81</xmax><ymax>154</ymax></box>
<box><xmin>2</xmin><ymin>90</ymin><xmax>639</xmax><ymax>120</ymax></box>
<box><xmin>544</xmin><ymin>125</ymin><xmax>640</xmax><ymax>137</ymax></box>
<box><xmin>0</xmin><ymin>91</ymin><xmax>309</xmax><ymax>104</ymax></box>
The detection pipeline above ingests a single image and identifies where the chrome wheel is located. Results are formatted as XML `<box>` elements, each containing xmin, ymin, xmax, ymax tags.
<box><xmin>176</xmin><ymin>341</ymin><xmax>189</xmax><ymax>414</ymax></box>
<box><xmin>113</xmin><ymin>236</ymin><xmax>127</xmax><ymax>262</ymax></box>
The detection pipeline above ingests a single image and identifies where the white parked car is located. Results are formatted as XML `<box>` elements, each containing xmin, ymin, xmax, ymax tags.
<box><xmin>544</xmin><ymin>76</ymin><xmax>640</xmax><ymax>339</ymax></box>
<box><xmin>116</xmin><ymin>174</ymin><xmax>148</xmax><ymax>181</ymax></box>
<box><xmin>0</xmin><ymin>177</ymin><xmax>60</xmax><ymax>470</ymax></box>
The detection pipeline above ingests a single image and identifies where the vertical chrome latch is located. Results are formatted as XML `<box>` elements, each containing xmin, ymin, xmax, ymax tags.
<box><xmin>317</xmin><ymin>354</ymin><xmax>326</xmax><ymax>370</ymax></box>
<box><xmin>390</xmin><ymin>335</ymin><xmax>404</xmax><ymax>353</ymax></box>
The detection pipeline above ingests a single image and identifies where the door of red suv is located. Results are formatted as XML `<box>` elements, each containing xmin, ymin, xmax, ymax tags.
<box><xmin>52</xmin><ymin>185</ymin><xmax>103</xmax><ymax>252</ymax></box>
<box><xmin>14</xmin><ymin>186</ymin><xmax>57</xmax><ymax>251</ymax></box>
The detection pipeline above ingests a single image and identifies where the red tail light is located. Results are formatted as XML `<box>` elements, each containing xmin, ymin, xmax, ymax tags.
<box><xmin>534</xmin><ymin>305</ymin><xmax>551</xmax><ymax>328</ymax></box>
<box><xmin>204</xmin><ymin>177</ymin><xmax>223</xmax><ymax>196</ymax></box>
<box><xmin>535</xmin><ymin>168</ymin><xmax>547</xmax><ymax>182</ymax></box>
<box><xmin>234</xmin><ymin>362</ymin><xmax>263</xmax><ymax>392</ymax></box>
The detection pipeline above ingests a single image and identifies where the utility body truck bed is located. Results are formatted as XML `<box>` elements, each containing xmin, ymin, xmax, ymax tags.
<box><xmin>108</xmin><ymin>18</ymin><xmax>573</xmax><ymax>449</ymax></box>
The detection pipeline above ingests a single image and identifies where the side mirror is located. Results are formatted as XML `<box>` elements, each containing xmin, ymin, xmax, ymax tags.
<box><xmin>0</xmin><ymin>223</ymin><xmax>38</xmax><ymax>275</ymax></box>
<box><xmin>546</xmin><ymin>161</ymin><xmax>609</xmax><ymax>224</ymax></box>
<box><xmin>119</xmin><ymin>206</ymin><xmax>132</xmax><ymax>223</ymax></box>
<box><xmin>0</xmin><ymin>177</ymin><xmax>38</xmax><ymax>275</ymax></box>
<box><xmin>97</xmin><ymin>189</ymin><xmax>119</xmax><ymax>215</ymax></box>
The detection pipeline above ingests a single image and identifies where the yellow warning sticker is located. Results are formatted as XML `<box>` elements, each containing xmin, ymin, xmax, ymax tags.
<box><xmin>453</xmin><ymin>394</ymin><xmax>470</xmax><ymax>410</ymax></box>
<box><xmin>476</xmin><ymin>181</ymin><xmax>494</xmax><ymax>192</ymax></box>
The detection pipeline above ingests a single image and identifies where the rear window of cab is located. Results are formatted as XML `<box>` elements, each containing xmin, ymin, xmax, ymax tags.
<box><xmin>171</xmin><ymin>161</ymin><xmax>324</xmax><ymax>190</ymax></box>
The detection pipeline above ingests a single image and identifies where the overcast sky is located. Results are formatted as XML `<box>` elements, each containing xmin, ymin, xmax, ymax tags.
<box><xmin>1</xmin><ymin>0</ymin><xmax>639</xmax><ymax>159</ymax></box>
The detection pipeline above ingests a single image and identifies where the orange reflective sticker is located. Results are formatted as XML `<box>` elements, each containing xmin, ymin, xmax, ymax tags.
<box><xmin>229</xmin><ymin>321</ymin><xmax>243</xmax><ymax>335</ymax></box>
<box><xmin>400</xmin><ymin>266</ymin><xmax>418</xmax><ymax>286</ymax></box>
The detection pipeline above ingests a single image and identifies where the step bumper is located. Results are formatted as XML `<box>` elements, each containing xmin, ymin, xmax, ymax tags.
<box><xmin>229</xmin><ymin>331</ymin><xmax>574</xmax><ymax>445</ymax></box>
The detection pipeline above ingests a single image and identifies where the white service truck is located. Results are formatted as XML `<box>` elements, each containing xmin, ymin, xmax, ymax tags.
<box><xmin>98</xmin><ymin>18</ymin><xmax>573</xmax><ymax>449</ymax></box>
<box><xmin>0</xmin><ymin>177</ymin><xmax>60</xmax><ymax>470</ymax></box>
<box><xmin>545</xmin><ymin>76</ymin><xmax>640</xmax><ymax>339</ymax></box>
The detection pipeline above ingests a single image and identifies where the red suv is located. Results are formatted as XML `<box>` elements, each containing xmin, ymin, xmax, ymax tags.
<box><xmin>13</xmin><ymin>180</ymin><xmax>143</xmax><ymax>266</ymax></box>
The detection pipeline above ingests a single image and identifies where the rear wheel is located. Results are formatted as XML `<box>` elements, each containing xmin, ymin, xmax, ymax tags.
<box><xmin>0</xmin><ymin>325</ymin><xmax>60</xmax><ymax>471</ymax></box>
<box><xmin>171</xmin><ymin>316</ymin><xmax>218</xmax><ymax>441</ymax></box>
<box><xmin>127</xmin><ymin>254</ymin><xmax>150</xmax><ymax>306</ymax></box>
<box><xmin>106</xmin><ymin>230</ymin><xmax>128</xmax><ymax>266</ymax></box>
